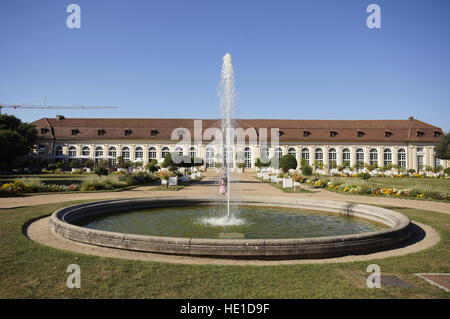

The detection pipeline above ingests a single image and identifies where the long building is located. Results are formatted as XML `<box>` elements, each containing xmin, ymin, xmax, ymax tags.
<box><xmin>32</xmin><ymin>116</ymin><xmax>448</xmax><ymax>171</ymax></box>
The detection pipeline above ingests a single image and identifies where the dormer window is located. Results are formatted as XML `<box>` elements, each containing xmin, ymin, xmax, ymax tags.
<box><xmin>124</xmin><ymin>129</ymin><xmax>133</xmax><ymax>136</ymax></box>
<box><xmin>40</xmin><ymin>128</ymin><xmax>49</xmax><ymax>135</ymax></box>
<box><xmin>71</xmin><ymin>129</ymin><xmax>80</xmax><ymax>136</ymax></box>
<box><xmin>330</xmin><ymin>131</ymin><xmax>338</xmax><ymax>137</ymax></box>
<box><xmin>97</xmin><ymin>129</ymin><xmax>106</xmax><ymax>136</ymax></box>
<box><xmin>303</xmin><ymin>131</ymin><xmax>311</xmax><ymax>137</ymax></box>
<box><xmin>150</xmin><ymin>129</ymin><xmax>159</xmax><ymax>136</ymax></box>
<box><xmin>278</xmin><ymin>130</ymin><xmax>285</xmax><ymax>137</ymax></box>
<box><xmin>417</xmin><ymin>131</ymin><xmax>424</xmax><ymax>137</ymax></box>
<box><xmin>357</xmin><ymin>131</ymin><xmax>365</xmax><ymax>137</ymax></box>
<box><xmin>434</xmin><ymin>131</ymin><xmax>441</xmax><ymax>138</ymax></box>
<box><xmin>385</xmin><ymin>131</ymin><xmax>393</xmax><ymax>138</ymax></box>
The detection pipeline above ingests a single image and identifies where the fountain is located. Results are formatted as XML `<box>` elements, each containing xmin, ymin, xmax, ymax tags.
<box><xmin>46</xmin><ymin>53</ymin><xmax>414</xmax><ymax>259</ymax></box>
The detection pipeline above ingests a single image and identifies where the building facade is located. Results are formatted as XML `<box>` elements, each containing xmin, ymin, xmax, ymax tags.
<box><xmin>32</xmin><ymin>116</ymin><xmax>448</xmax><ymax>172</ymax></box>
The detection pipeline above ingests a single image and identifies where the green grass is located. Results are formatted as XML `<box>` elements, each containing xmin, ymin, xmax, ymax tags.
<box><xmin>1</xmin><ymin>200</ymin><xmax>449</xmax><ymax>298</ymax></box>
<box><xmin>329</xmin><ymin>176</ymin><xmax>450</xmax><ymax>194</ymax></box>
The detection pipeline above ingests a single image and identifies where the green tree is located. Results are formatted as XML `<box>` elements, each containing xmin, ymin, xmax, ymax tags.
<box><xmin>435</xmin><ymin>132</ymin><xmax>450</xmax><ymax>160</ymax></box>
<box><xmin>0</xmin><ymin>114</ymin><xmax>37</xmax><ymax>169</ymax></box>
<box><xmin>279</xmin><ymin>154</ymin><xmax>297</xmax><ymax>173</ymax></box>
<box><xmin>94</xmin><ymin>160</ymin><xmax>109</xmax><ymax>177</ymax></box>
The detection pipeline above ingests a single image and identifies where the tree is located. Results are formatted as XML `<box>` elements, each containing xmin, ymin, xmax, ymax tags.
<box><xmin>254</xmin><ymin>158</ymin><xmax>270</xmax><ymax>168</ymax></box>
<box><xmin>161</xmin><ymin>153</ymin><xmax>174</xmax><ymax>168</ymax></box>
<box><xmin>358</xmin><ymin>172</ymin><xmax>371</xmax><ymax>182</ymax></box>
<box><xmin>301</xmin><ymin>165</ymin><xmax>313</xmax><ymax>176</ymax></box>
<box><xmin>279</xmin><ymin>154</ymin><xmax>297</xmax><ymax>173</ymax></box>
<box><xmin>0</xmin><ymin>114</ymin><xmax>37</xmax><ymax>169</ymax></box>
<box><xmin>435</xmin><ymin>132</ymin><xmax>450</xmax><ymax>160</ymax></box>
<box><xmin>84</xmin><ymin>159</ymin><xmax>95</xmax><ymax>169</ymax></box>
<box><xmin>94</xmin><ymin>160</ymin><xmax>109</xmax><ymax>177</ymax></box>
<box><xmin>117</xmin><ymin>156</ymin><xmax>131</xmax><ymax>169</ymax></box>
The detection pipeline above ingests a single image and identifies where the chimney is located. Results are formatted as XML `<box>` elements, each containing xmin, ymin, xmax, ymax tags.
<box><xmin>408</xmin><ymin>116</ymin><xmax>414</xmax><ymax>121</ymax></box>
<box><xmin>56</xmin><ymin>115</ymin><xmax>65</xmax><ymax>120</ymax></box>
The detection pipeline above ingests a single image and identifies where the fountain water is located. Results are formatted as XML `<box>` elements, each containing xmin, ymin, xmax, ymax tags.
<box><xmin>219</xmin><ymin>53</ymin><xmax>235</xmax><ymax>219</ymax></box>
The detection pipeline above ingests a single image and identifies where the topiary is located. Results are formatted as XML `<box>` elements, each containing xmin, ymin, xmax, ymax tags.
<box><xmin>279</xmin><ymin>154</ymin><xmax>297</xmax><ymax>173</ymax></box>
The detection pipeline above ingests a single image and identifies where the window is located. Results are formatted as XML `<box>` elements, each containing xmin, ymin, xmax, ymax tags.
<box><xmin>68</xmin><ymin>146</ymin><xmax>77</xmax><ymax>157</ymax></box>
<box><xmin>224</xmin><ymin>147</ymin><xmax>234</xmax><ymax>168</ymax></box>
<box><xmin>150</xmin><ymin>129</ymin><xmax>159</xmax><ymax>136</ymax></box>
<box><xmin>385</xmin><ymin>131</ymin><xmax>393</xmax><ymax>138</ymax></box>
<box><xmin>434</xmin><ymin>131</ymin><xmax>441</xmax><ymax>138</ymax></box>
<box><xmin>148</xmin><ymin>147</ymin><xmax>157</xmax><ymax>159</ymax></box>
<box><xmin>398</xmin><ymin>149</ymin><xmax>406</xmax><ymax>169</ymax></box>
<box><xmin>95</xmin><ymin>147</ymin><xmax>103</xmax><ymax>157</ymax></box>
<box><xmin>369</xmin><ymin>149</ymin><xmax>378</xmax><ymax>165</ymax></box>
<box><xmin>356</xmin><ymin>148</ymin><xmax>365</xmax><ymax>165</ymax></box>
<box><xmin>81</xmin><ymin>146</ymin><xmax>90</xmax><ymax>157</ymax></box>
<box><xmin>288</xmin><ymin>147</ymin><xmax>296</xmax><ymax>157</ymax></box>
<box><xmin>417</xmin><ymin>155</ymin><xmax>424</xmax><ymax>169</ymax></box>
<box><xmin>189</xmin><ymin>146</ymin><xmax>197</xmax><ymax>158</ymax></box>
<box><xmin>434</xmin><ymin>156</ymin><xmax>441</xmax><ymax>168</ymax></box>
<box><xmin>121</xmin><ymin>147</ymin><xmax>130</xmax><ymax>160</ymax></box>
<box><xmin>417</xmin><ymin>147</ymin><xmax>424</xmax><ymax>153</ymax></box>
<box><xmin>124</xmin><ymin>129</ymin><xmax>132</xmax><ymax>136</ymax></box>
<box><xmin>383</xmin><ymin>149</ymin><xmax>392</xmax><ymax>166</ymax></box>
<box><xmin>206</xmin><ymin>147</ymin><xmax>214</xmax><ymax>168</ymax></box>
<box><xmin>417</xmin><ymin>131</ymin><xmax>424</xmax><ymax>137</ymax></box>
<box><xmin>260</xmin><ymin>146</ymin><xmax>269</xmax><ymax>162</ymax></box>
<box><xmin>55</xmin><ymin>146</ymin><xmax>63</xmax><ymax>157</ymax></box>
<box><xmin>303</xmin><ymin>131</ymin><xmax>311</xmax><ymax>137</ymax></box>
<box><xmin>97</xmin><ymin>129</ymin><xmax>106</xmax><ymax>136</ymax></box>
<box><xmin>301</xmin><ymin>148</ymin><xmax>310</xmax><ymax>164</ymax></box>
<box><xmin>135</xmin><ymin>147</ymin><xmax>143</xmax><ymax>160</ymax></box>
<box><xmin>161</xmin><ymin>147</ymin><xmax>170</xmax><ymax>159</ymax></box>
<box><xmin>315</xmin><ymin>148</ymin><xmax>323</xmax><ymax>164</ymax></box>
<box><xmin>274</xmin><ymin>147</ymin><xmax>283</xmax><ymax>159</ymax></box>
<box><xmin>342</xmin><ymin>148</ymin><xmax>351</xmax><ymax>165</ymax></box>
<box><xmin>175</xmin><ymin>147</ymin><xmax>183</xmax><ymax>156</ymax></box>
<box><xmin>328</xmin><ymin>148</ymin><xmax>337</xmax><ymax>167</ymax></box>
<box><xmin>330</xmin><ymin>131</ymin><xmax>338</xmax><ymax>137</ymax></box>
<box><xmin>108</xmin><ymin>147</ymin><xmax>117</xmax><ymax>158</ymax></box>
<box><xmin>108</xmin><ymin>158</ymin><xmax>116</xmax><ymax>167</ymax></box>
<box><xmin>357</xmin><ymin>131</ymin><xmax>365</xmax><ymax>137</ymax></box>
<box><xmin>71</xmin><ymin>129</ymin><xmax>80</xmax><ymax>135</ymax></box>
<box><xmin>244</xmin><ymin>147</ymin><xmax>252</xmax><ymax>168</ymax></box>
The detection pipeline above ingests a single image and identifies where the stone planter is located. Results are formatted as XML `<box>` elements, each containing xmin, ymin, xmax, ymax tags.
<box><xmin>168</xmin><ymin>176</ymin><xmax>178</xmax><ymax>186</ymax></box>
<box><xmin>282</xmin><ymin>178</ymin><xmax>293</xmax><ymax>188</ymax></box>
<box><xmin>161</xmin><ymin>179</ymin><xmax>168</xmax><ymax>186</ymax></box>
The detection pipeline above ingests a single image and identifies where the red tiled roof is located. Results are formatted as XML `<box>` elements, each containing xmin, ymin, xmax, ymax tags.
<box><xmin>32</xmin><ymin>117</ymin><xmax>444</xmax><ymax>143</ymax></box>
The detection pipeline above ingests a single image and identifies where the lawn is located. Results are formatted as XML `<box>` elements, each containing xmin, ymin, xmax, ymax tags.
<box><xmin>0</xmin><ymin>200</ymin><xmax>449</xmax><ymax>298</ymax></box>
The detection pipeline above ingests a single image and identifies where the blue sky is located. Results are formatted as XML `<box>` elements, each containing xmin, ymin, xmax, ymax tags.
<box><xmin>1</xmin><ymin>0</ymin><xmax>449</xmax><ymax>131</ymax></box>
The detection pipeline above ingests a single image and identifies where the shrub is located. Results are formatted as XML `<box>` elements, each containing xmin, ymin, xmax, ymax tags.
<box><xmin>84</xmin><ymin>160</ymin><xmax>95</xmax><ymax>169</ymax></box>
<box><xmin>279</xmin><ymin>155</ymin><xmax>297</xmax><ymax>173</ymax></box>
<box><xmin>444</xmin><ymin>168</ymin><xmax>450</xmax><ymax>176</ymax></box>
<box><xmin>94</xmin><ymin>160</ymin><xmax>109</xmax><ymax>177</ymax></box>
<box><xmin>301</xmin><ymin>165</ymin><xmax>313</xmax><ymax>176</ymax></box>
<box><xmin>358</xmin><ymin>173</ymin><xmax>371</xmax><ymax>182</ymax></box>
<box><xmin>69</xmin><ymin>160</ymin><xmax>81</xmax><ymax>169</ymax></box>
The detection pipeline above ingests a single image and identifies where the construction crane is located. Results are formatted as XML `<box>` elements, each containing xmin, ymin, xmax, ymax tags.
<box><xmin>0</xmin><ymin>96</ymin><xmax>118</xmax><ymax>114</ymax></box>
<box><xmin>0</xmin><ymin>103</ymin><xmax>119</xmax><ymax>114</ymax></box>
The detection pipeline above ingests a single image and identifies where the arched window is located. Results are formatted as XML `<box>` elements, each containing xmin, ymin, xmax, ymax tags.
<box><xmin>55</xmin><ymin>146</ymin><xmax>63</xmax><ymax>157</ymax></box>
<box><xmin>108</xmin><ymin>147</ymin><xmax>117</xmax><ymax>157</ymax></box>
<box><xmin>189</xmin><ymin>146</ymin><xmax>196</xmax><ymax>158</ymax></box>
<box><xmin>342</xmin><ymin>148</ymin><xmax>351</xmax><ymax>166</ymax></box>
<box><xmin>135</xmin><ymin>147</ymin><xmax>143</xmax><ymax>160</ymax></box>
<box><xmin>121</xmin><ymin>147</ymin><xmax>130</xmax><ymax>160</ymax></box>
<box><xmin>315</xmin><ymin>148</ymin><xmax>323</xmax><ymax>164</ymax></box>
<box><xmin>68</xmin><ymin>146</ymin><xmax>77</xmax><ymax>157</ymax></box>
<box><xmin>356</xmin><ymin>148</ymin><xmax>365</xmax><ymax>165</ymax></box>
<box><xmin>288</xmin><ymin>147</ymin><xmax>296</xmax><ymax>158</ymax></box>
<box><xmin>95</xmin><ymin>147</ymin><xmax>103</xmax><ymax>157</ymax></box>
<box><xmin>37</xmin><ymin>145</ymin><xmax>46</xmax><ymax>156</ymax></box>
<box><xmin>161</xmin><ymin>147</ymin><xmax>170</xmax><ymax>159</ymax></box>
<box><xmin>398</xmin><ymin>149</ymin><xmax>406</xmax><ymax>169</ymax></box>
<box><xmin>301</xmin><ymin>148</ymin><xmax>310</xmax><ymax>164</ymax></box>
<box><xmin>244</xmin><ymin>147</ymin><xmax>252</xmax><ymax>168</ymax></box>
<box><xmin>81</xmin><ymin>146</ymin><xmax>90</xmax><ymax>157</ymax></box>
<box><xmin>206</xmin><ymin>147</ymin><xmax>214</xmax><ymax>168</ymax></box>
<box><xmin>369</xmin><ymin>149</ymin><xmax>378</xmax><ymax>165</ymax></box>
<box><xmin>148</xmin><ymin>147</ymin><xmax>157</xmax><ymax>159</ymax></box>
<box><xmin>260</xmin><ymin>146</ymin><xmax>269</xmax><ymax>163</ymax></box>
<box><xmin>175</xmin><ymin>146</ymin><xmax>183</xmax><ymax>156</ymax></box>
<box><xmin>274</xmin><ymin>147</ymin><xmax>283</xmax><ymax>159</ymax></box>
<box><xmin>224</xmin><ymin>147</ymin><xmax>234</xmax><ymax>168</ymax></box>
<box><xmin>383</xmin><ymin>149</ymin><xmax>392</xmax><ymax>166</ymax></box>
<box><xmin>328</xmin><ymin>148</ymin><xmax>337</xmax><ymax>167</ymax></box>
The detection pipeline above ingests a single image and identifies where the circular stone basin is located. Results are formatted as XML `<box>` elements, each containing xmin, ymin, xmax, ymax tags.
<box><xmin>49</xmin><ymin>196</ymin><xmax>413</xmax><ymax>258</ymax></box>
<box><xmin>77</xmin><ymin>206</ymin><xmax>388</xmax><ymax>240</ymax></box>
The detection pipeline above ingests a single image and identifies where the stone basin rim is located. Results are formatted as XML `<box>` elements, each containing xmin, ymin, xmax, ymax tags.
<box><xmin>48</xmin><ymin>196</ymin><xmax>413</xmax><ymax>258</ymax></box>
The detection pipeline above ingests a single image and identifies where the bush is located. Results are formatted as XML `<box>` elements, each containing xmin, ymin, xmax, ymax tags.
<box><xmin>279</xmin><ymin>155</ymin><xmax>297</xmax><ymax>173</ymax></box>
<box><xmin>94</xmin><ymin>160</ymin><xmax>109</xmax><ymax>177</ymax></box>
<box><xmin>358</xmin><ymin>173</ymin><xmax>371</xmax><ymax>182</ymax></box>
<box><xmin>84</xmin><ymin>160</ymin><xmax>95</xmax><ymax>169</ymax></box>
<box><xmin>445</xmin><ymin>168</ymin><xmax>450</xmax><ymax>176</ymax></box>
<box><xmin>69</xmin><ymin>160</ymin><xmax>81</xmax><ymax>169</ymax></box>
<box><xmin>301</xmin><ymin>165</ymin><xmax>313</xmax><ymax>176</ymax></box>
